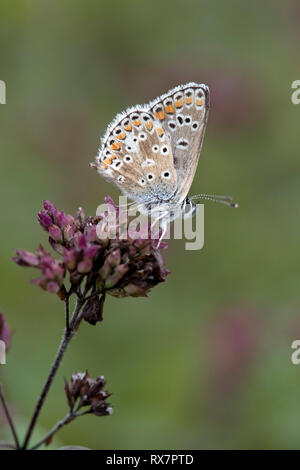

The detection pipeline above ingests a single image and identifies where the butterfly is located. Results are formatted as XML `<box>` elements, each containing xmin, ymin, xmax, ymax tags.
<box><xmin>91</xmin><ymin>82</ymin><xmax>237</xmax><ymax>234</ymax></box>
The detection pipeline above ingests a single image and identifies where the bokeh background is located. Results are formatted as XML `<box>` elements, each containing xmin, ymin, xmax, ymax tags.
<box><xmin>1</xmin><ymin>0</ymin><xmax>300</xmax><ymax>450</ymax></box>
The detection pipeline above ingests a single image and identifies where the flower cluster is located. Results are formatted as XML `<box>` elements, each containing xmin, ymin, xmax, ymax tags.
<box><xmin>0</xmin><ymin>312</ymin><xmax>11</xmax><ymax>349</ymax></box>
<box><xmin>13</xmin><ymin>198</ymin><xmax>169</xmax><ymax>307</ymax></box>
<box><xmin>14</xmin><ymin>246</ymin><xmax>66</xmax><ymax>297</ymax></box>
<box><xmin>64</xmin><ymin>372</ymin><xmax>112</xmax><ymax>417</ymax></box>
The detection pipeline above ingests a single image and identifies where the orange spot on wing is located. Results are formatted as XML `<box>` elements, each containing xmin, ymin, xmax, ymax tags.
<box><xmin>165</xmin><ymin>105</ymin><xmax>174</xmax><ymax>114</ymax></box>
<box><xmin>155</xmin><ymin>111</ymin><xmax>165</xmax><ymax>120</ymax></box>
<box><xmin>101</xmin><ymin>163</ymin><xmax>108</xmax><ymax>170</ymax></box>
<box><xmin>196</xmin><ymin>99</ymin><xmax>204</xmax><ymax>106</ymax></box>
<box><xmin>118</xmin><ymin>132</ymin><xmax>126</xmax><ymax>140</ymax></box>
<box><xmin>185</xmin><ymin>97</ymin><xmax>193</xmax><ymax>104</ymax></box>
<box><xmin>157</xmin><ymin>127</ymin><xmax>164</xmax><ymax>137</ymax></box>
<box><xmin>104</xmin><ymin>155</ymin><xmax>116</xmax><ymax>165</ymax></box>
<box><xmin>146</xmin><ymin>121</ymin><xmax>153</xmax><ymax>131</ymax></box>
<box><xmin>133</xmin><ymin>119</ymin><xmax>141</xmax><ymax>126</ymax></box>
<box><xmin>175</xmin><ymin>100</ymin><xmax>183</xmax><ymax>108</ymax></box>
<box><xmin>110</xmin><ymin>142</ymin><xmax>121</xmax><ymax>151</ymax></box>
<box><xmin>124</xmin><ymin>124</ymin><xmax>132</xmax><ymax>131</ymax></box>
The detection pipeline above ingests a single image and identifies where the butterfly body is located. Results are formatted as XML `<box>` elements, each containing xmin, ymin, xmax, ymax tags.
<box><xmin>92</xmin><ymin>82</ymin><xmax>210</xmax><ymax>216</ymax></box>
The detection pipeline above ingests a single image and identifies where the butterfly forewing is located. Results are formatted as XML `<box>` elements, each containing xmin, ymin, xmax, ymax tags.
<box><xmin>149</xmin><ymin>82</ymin><xmax>209</xmax><ymax>203</ymax></box>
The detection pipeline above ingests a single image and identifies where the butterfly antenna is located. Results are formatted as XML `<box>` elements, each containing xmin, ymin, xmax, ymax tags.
<box><xmin>190</xmin><ymin>194</ymin><xmax>238</xmax><ymax>208</ymax></box>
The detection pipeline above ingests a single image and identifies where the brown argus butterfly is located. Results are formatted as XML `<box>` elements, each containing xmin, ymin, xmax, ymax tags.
<box><xmin>91</xmin><ymin>82</ymin><xmax>237</xmax><ymax>225</ymax></box>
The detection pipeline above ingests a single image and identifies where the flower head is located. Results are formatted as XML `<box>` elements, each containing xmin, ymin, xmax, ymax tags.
<box><xmin>13</xmin><ymin>198</ymin><xmax>169</xmax><ymax>303</ymax></box>
<box><xmin>13</xmin><ymin>245</ymin><xmax>66</xmax><ymax>296</ymax></box>
<box><xmin>64</xmin><ymin>371</ymin><xmax>112</xmax><ymax>416</ymax></box>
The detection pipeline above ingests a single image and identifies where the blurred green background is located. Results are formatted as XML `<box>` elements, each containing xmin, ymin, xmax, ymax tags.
<box><xmin>1</xmin><ymin>0</ymin><xmax>300</xmax><ymax>450</ymax></box>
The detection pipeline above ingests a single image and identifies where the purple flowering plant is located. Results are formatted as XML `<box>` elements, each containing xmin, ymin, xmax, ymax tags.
<box><xmin>0</xmin><ymin>197</ymin><xmax>169</xmax><ymax>450</ymax></box>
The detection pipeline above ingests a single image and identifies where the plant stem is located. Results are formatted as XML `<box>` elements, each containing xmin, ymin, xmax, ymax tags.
<box><xmin>21</xmin><ymin>298</ymin><xmax>84</xmax><ymax>450</ymax></box>
<box><xmin>30</xmin><ymin>412</ymin><xmax>74</xmax><ymax>450</ymax></box>
<box><xmin>30</xmin><ymin>409</ymin><xmax>89</xmax><ymax>450</ymax></box>
<box><xmin>65</xmin><ymin>295</ymin><xmax>70</xmax><ymax>334</ymax></box>
<box><xmin>0</xmin><ymin>381</ymin><xmax>20</xmax><ymax>449</ymax></box>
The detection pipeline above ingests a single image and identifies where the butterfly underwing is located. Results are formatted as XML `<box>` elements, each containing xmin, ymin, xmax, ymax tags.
<box><xmin>92</xmin><ymin>82</ymin><xmax>209</xmax><ymax>206</ymax></box>
<box><xmin>92</xmin><ymin>82</ymin><xmax>237</xmax><ymax>216</ymax></box>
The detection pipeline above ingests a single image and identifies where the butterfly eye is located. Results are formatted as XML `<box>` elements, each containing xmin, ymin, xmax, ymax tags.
<box><xmin>162</xmin><ymin>171</ymin><xmax>171</xmax><ymax>180</ymax></box>
<box><xmin>124</xmin><ymin>155</ymin><xmax>133</xmax><ymax>163</ymax></box>
<box><xmin>152</xmin><ymin>145</ymin><xmax>159</xmax><ymax>153</ymax></box>
<box><xmin>147</xmin><ymin>173</ymin><xmax>154</xmax><ymax>181</ymax></box>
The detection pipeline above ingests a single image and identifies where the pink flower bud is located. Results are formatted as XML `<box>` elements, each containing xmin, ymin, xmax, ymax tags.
<box><xmin>49</xmin><ymin>225</ymin><xmax>63</xmax><ymax>242</ymax></box>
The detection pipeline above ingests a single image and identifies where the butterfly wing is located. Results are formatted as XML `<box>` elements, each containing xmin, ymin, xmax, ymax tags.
<box><xmin>94</xmin><ymin>107</ymin><xmax>177</xmax><ymax>205</ymax></box>
<box><xmin>149</xmin><ymin>82</ymin><xmax>210</xmax><ymax>203</ymax></box>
